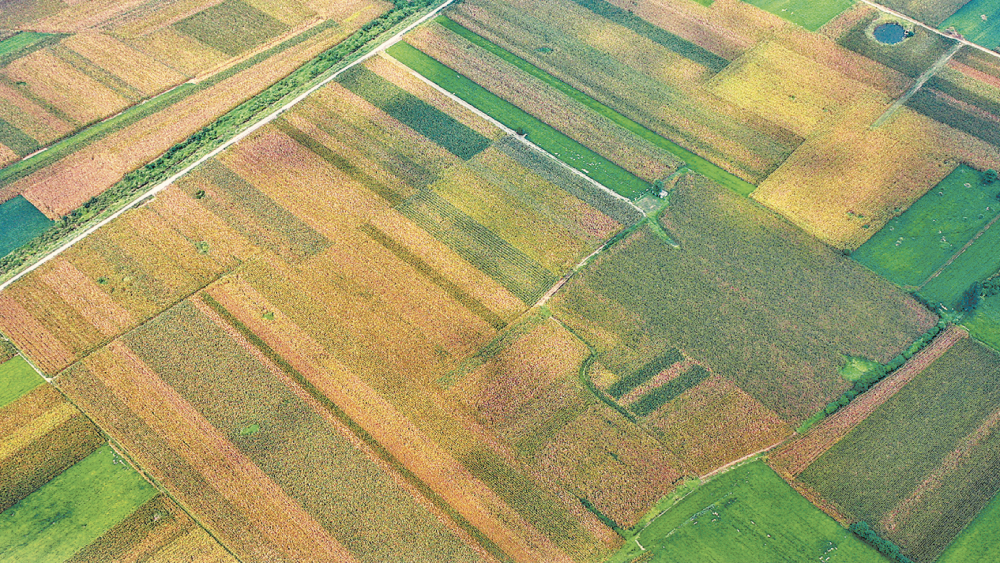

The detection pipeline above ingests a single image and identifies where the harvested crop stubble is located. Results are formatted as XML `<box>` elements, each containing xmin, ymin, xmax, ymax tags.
<box><xmin>649</xmin><ymin>374</ymin><xmax>791</xmax><ymax>475</ymax></box>
<box><xmin>204</xmin><ymin>278</ymin><xmax>575</xmax><ymax>563</ymax></box>
<box><xmin>753</xmin><ymin>97</ymin><xmax>1000</xmax><ymax>250</ymax></box>
<box><xmin>173</xmin><ymin>0</ymin><xmax>290</xmax><ymax>57</ymax></box>
<box><xmin>0</xmin><ymin>145</ymin><xmax>16</xmax><ymax>167</ymax></box>
<box><xmin>554</xmin><ymin>174</ymin><xmax>935</xmax><ymax>422</ymax></box>
<box><xmin>0</xmin><ymin>280</ymin><xmax>105</xmax><ymax>365</ymax></box>
<box><xmin>66</xmin><ymin>341</ymin><xmax>357</xmax><ymax>562</ymax></box>
<box><xmin>38</xmin><ymin>259</ymin><xmax>134</xmax><ymax>337</ymax></box>
<box><xmin>404</xmin><ymin>24</ymin><xmax>684</xmax><ymax>182</ymax></box>
<box><xmin>0</xmin><ymin>295</ymin><xmax>72</xmax><ymax>375</ymax></box>
<box><xmin>123</xmin><ymin>27</ymin><xmax>229</xmax><ymax>77</ymax></box>
<box><xmin>61</xmin><ymin>33</ymin><xmax>185</xmax><ymax>96</ymax></box>
<box><xmin>3</xmin><ymin>49</ymin><xmax>129</xmax><ymax>125</ymax></box>
<box><xmin>451</xmin><ymin>0</ymin><xmax>800</xmax><ymax>184</ymax></box>
<box><xmin>0</xmin><ymin>83</ymin><xmax>73</xmax><ymax>145</ymax></box>
<box><xmin>771</xmin><ymin>326</ymin><xmax>967</xmax><ymax>478</ymax></box>
<box><xmin>800</xmin><ymin>337</ymin><xmax>1000</xmax><ymax>562</ymax></box>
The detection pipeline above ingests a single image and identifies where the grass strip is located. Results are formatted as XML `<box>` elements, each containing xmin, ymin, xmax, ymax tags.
<box><xmin>0</xmin><ymin>356</ymin><xmax>43</xmax><ymax>409</ymax></box>
<box><xmin>386</xmin><ymin>41</ymin><xmax>651</xmax><ymax>198</ymax></box>
<box><xmin>435</xmin><ymin>16</ymin><xmax>755</xmax><ymax>196</ymax></box>
<box><xmin>199</xmin><ymin>292</ymin><xmax>513</xmax><ymax>563</ymax></box>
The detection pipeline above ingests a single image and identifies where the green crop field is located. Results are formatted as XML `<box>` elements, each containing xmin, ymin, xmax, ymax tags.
<box><xmin>0</xmin><ymin>445</ymin><xmax>156</xmax><ymax>563</ymax></box>
<box><xmin>853</xmin><ymin>165</ymin><xmax>999</xmax><ymax>288</ymax></box>
<box><xmin>0</xmin><ymin>196</ymin><xmax>53</xmax><ymax>259</ymax></box>
<box><xmin>0</xmin><ymin>119</ymin><xmax>39</xmax><ymax>157</ymax></box>
<box><xmin>0</xmin><ymin>356</ymin><xmax>43</xmax><ymax>409</ymax></box>
<box><xmin>433</xmin><ymin>17</ymin><xmax>756</xmax><ymax>196</ymax></box>
<box><xmin>937</xmin><ymin>488</ymin><xmax>1000</xmax><ymax>563</ymax></box>
<box><xmin>942</xmin><ymin>0</ymin><xmax>1000</xmax><ymax>50</ymax></box>
<box><xmin>799</xmin><ymin>338</ymin><xmax>1000</xmax><ymax>561</ymax></box>
<box><xmin>387</xmin><ymin>41</ymin><xmax>651</xmax><ymax>198</ymax></box>
<box><xmin>608</xmin><ymin>461</ymin><xmax>885</xmax><ymax>563</ymax></box>
<box><xmin>174</xmin><ymin>0</ymin><xmax>290</xmax><ymax>56</ymax></box>
<box><xmin>741</xmin><ymin>0</ymin><xmax>855</xmax><ymax>31</ymax></box>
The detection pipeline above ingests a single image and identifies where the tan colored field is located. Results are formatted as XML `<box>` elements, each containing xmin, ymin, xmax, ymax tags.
<box><xmin>0</xmin><ymin>83</ymin><xmax>74</xmax><ymax>144</ymax></box>
<box><xmin>0</xmin><ymin>295</ymin><xmax>73</xmax><ymax>375</ymax></box>
<box><xmin>770</xmin><ymin>326</ymin><xmax>968</xmax><ymax>478</ymax></box>
<box><xmin>752</xmin><ymin>99</ymin><xmax>1000</xmax><ymax>249</ymax></box>
<box><xmin>3</xmin><ymin>49</ymin><xmax>129</xmax><ymax>125</ymax></box>
<box><xmin>243</xmin><ymin>0</ymin><xmax>316</xmax><ymax>26</ymax></box>
<box><xmin>0</xmin><ymin>145</ymin><xmax>16</xmax><ymax>168</ymax></box>
<box><xmin>707</xmin><ymin>40</ymin><xmax>890</xmax><ymax>137</ymax></box>
<box><xmin>62</xmin><ymin>33</ymin><xmax>186</xmax><ymax>96</ymax></box>
<box><xmin>123</xmin><ymin>27</ymin><xmax>230</xmax><ymax>77</ymax></box>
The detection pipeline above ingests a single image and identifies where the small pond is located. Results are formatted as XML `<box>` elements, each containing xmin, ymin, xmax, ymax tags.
<box><xmin>873</xmin><ymin>22</ymin><xmax>906</xmax><ymax>45</ymax></box>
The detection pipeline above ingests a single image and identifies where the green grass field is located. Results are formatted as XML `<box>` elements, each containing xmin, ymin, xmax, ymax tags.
<box><xmin>386</xmin><ymin>41</ymin><xmax>651</xmax><ymax>198</ymax></box>
<box><xmin>0</xmin><ymin>32</ymin><xmax>60</xmax><ymax>65</ymax></box>
<box><xmin>916</xmin><ymin>217</ymin><xmax>1000</xmax><ymax>309</ymax></box>
<box><xmin>799</xmin><ymin>337</ymin><xmax>1000</xmax><ymax>561</ymax></box>
<box><xmin>854</xmin><ymin>165</ymin><xmax>999</xmax><ymax>289</ymax></box>
<box><xmin>0</xmin><ymin>445</ymin><xmax>156</xmax><ymax>562</ymax></box>
<box><xmin>942</xmin><ymin>0</ymin><xmax>1000</xmax><ymax>50</ymax></box>
<box><xmin>0</xmin><ymin>196</ymin><xmax>53</xmax><ymax>259</ymax></box>
<box><xmin>937</xmin><ymin>487</ymin><xmax>1000</xmax><ymax>563</ymax></box>
<box><xmin>741</xmin><ymin>0</ymin><xmax>855</xmax><ymax>31</ymax></box>
<box><xmin>434</xmin><ymin>17</ymin><xmax>756</xmax><ymax>196</ymax></box>
<box><xmin>0</xmin><ymin>356</ymin><xmax>44</xmax><ymax>409</ymax></box>
<box><xmin>965</xmin><ymin>294</ymin><xmax>1000</xmax><ymax>351</ymax></box>
<box><xmin>608</xmin><ymin>461</ymin><xmax>885</xmax><ymax>563</ymax></box>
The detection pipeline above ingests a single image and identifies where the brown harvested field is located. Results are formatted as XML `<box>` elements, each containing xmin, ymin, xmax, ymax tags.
<box><xmin>2</xmin><ymin>49</ymin><xmax>129</xmax><ymax>125</ymax></box>
<box><xmin>0</xmin><ymin>293</ymin><xmax>77</xmax><ymax>375</ymax></box>
<box><xmin>63</xmin><ymin>340</ymin><xmax>358</xmax><ymax>562</ymax></box>
<box><xmin>0</xmin><ymin>83</ymin><xmax>74</xmax><ymax>145</ymax></box>
<box><xmin>752</xmin><ymin>99</ymin><xmax>1000</xmax><ymax>249</ymax></box>
<box><xmin>62</xmin><ymin>33</ymin><xmax>186</xmax><ymax>96</ymax></box>
<box><xmin>0</xmin><ymin>145</ymin><xmax>16</xmax><ymax>167</ymax></box>
<box><xmin>0</xmin><ymin>384</ymin><xmax>103</xmax><ymax>513</ymax></box>
<box><xmin>123</xmin><ymin>27</ymin><xmax>230</xmax><ymax>77</ymax></box>
<box><xmin>648</xmin><ymin>374</ymin><xmax>792</xmax><ymax>476</ymax></box>
<box><xmin>38</xmin><ymin>259</ymin><xmax>135</xmax><ymax>337</ymax></box>
<box><xmin>770</xmin><ymin>326</ymin><xmax>968</xmax><ymax>478</ymax></box>
<box><xmin>402</xmin><ymin>24</ymin><xmax>685</xmax><ymax>182</ymax></box>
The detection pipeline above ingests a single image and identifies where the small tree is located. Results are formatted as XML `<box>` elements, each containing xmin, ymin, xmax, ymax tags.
<box><xmin>984</xmin><ymin>168</ymin><xmax>998</xmax><ymax>184</ymax></box>
<box><xmin>958</xmin><ymin>281</ymin><xmax>983</xmax><ymax>312</ymax></box>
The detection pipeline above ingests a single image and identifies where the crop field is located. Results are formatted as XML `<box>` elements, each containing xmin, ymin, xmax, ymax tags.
<box><xmin>942</xmin><ymin>0</ymin><xmax>1000</xmax><ymax>50</ymax></box>
<box><xmin>799</xmin><ymin>337</ymin><xmax>1000</xmax><ymax>562</ymax></box>
<box><xmin>0</xmin><ymin>197</ymin><xmax>51</xmax><ymax>259</ymax></box>
<box><xmin>937</xmin><ymin>488</ymin><xmax>1000</xmax><ymax>563</ymax></box>
<box><xmin>0</xmin><ymin>445</ymin><xmax>156</xmax><ymax>562</ymax></box>
<box><xmin>853</xmin><ymin>165</ymin><xmax>999</xmax><ymax>288</ymax></box>
<box><xmin>874</xmin><ymin>0</ymin><xmax>969</xmax><ymax>26</ymax></box>
<box><xmin>0</xmin><ymin>356</ymin><xmax>42</xmax><ymax>408</ymax></box>
<box><xmin>448</xmin><ymin>0</ymin><xmax>803</xmax><ymax>185</ymax></box>
<box><xmin>66</xmin><ymin>494</ymin><xmax>236</xmax><ymax>563</ymax></box>
<box><xmin>906</xmin><ymin>61</ymin><xmax>1000</xmax><ymax>148</ymax></box>
<box><xmin>608</xmin><ymin>461</ymin><xmax>885</xmax><ymax>563</ymax></box>
<box><xmin>553</xmin><ymin>174</ymin><xmax>934</xmax><ymax>424</ymax></box>
<box><xmin>174</xmin><ymin>0</ymin><xmax>291</xmax><ymax>57</ymax></box>
<box><xmin>838</xmin><ymin>9</ymin><xmax>959</xmax><ymax>79</ymax></box>
<box><xmin>740</xmin><ymin>0</ymin><xmax>855</xmax><ymax>31</ymax></box>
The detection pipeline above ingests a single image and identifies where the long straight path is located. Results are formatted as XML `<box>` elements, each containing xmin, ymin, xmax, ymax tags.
<box><xmin>0</xmin><ymin>0</ymin><xmax>456</xmax><ymax>293</ymax></box>
<box><xmin>871</xmin><ymin>42</ymin><xmax>963</xmax><ymax>128</ymax></box>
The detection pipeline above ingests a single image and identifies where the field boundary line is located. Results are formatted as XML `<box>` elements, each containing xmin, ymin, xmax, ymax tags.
<box><xmin>917</xmin><ymin>209</ymin><xmax>1000</xmax><ymax>293</ymax></box>
<box><xmin>860</xmin><ymin>0</ymin><xmax>1000</xmax><ymax>61</ymax></box>
<box><xmin>871</xmin><ymin>42</ymin><xmax>962</xmax><ymax>128</ymax></box>
<box><xmin>699</xmin><ymin>437</ymin><xmax>788</xmax><ymax>481</ymax></box>
<box><xmin>382</xmin><ymin>52</ymin><xmax>646</xmax><ymax>216</ymax></box>
<box><xmin>0</xmin><ymin>0</ymin><xmax>456</xmax><ymax>294</ymax></box>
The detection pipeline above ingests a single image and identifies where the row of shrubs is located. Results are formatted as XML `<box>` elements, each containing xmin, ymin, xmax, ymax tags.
<box><xmin>849</xmin><ymin>521</ymin><xmax>914</xmax><ymax>563</ymax></box>
<box><xmin>822</xmin><ymin>319</ymin><xmax>947</xmax><ymax>418</ymax></box>
<box><xmin>0</xmin><ymin>0</ymin><xmax>440</xmax><ymax>279</ymax></box>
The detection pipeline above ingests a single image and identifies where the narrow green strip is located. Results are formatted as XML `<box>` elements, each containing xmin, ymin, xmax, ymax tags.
<box><xmin>0</xmin><ymin>356</ymin><xmax>43</xmax><ymax>409</ymax></box>
<box><xmin>387</xmin><ymin>41</ymin><xmax>650</xmax><ymax>198</ymax></box>
<box><xmin>0</xmin><ymin>118</ymin><xmax>39</xmax><ymax>157</ymax></box>
<box><xmin>435</xmin><ymin>16</ymin><xmax>755</xmax><ymax>196</ymax></box>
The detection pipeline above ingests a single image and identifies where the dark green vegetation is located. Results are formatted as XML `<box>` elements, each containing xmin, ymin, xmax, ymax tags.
<box><xmin>0</xmin><ymin>196</ymin><xmax>53</xmax><ymax>259</ymax></box>
<box><xmin>874</xmin><ymin>0</ymin><xmax>969</xmax><ymax>26</ymax></box>
<box><xmin>0</xmin><ymin>31</ymin><xmax>62</xmax><ymax>66</ymax></box>
<box><xmin>553</xmin><ymin>175</ymin><xmax>931</xmax><ymax>422</ymax></box>
<box><xmin>630</xmin><ymin>366</ymin><xmax>711</xmax><ymax>417</ymax></box>
<box><xmin>563</xmin><ymin>0</ymin><xmax>728</xmax><ymax>72</ymax></box>
<box><xmin>839</xmin><ymin>14</ymin><xmax>958</xmax><ymax>78</ymax></box>
<box><xmin>386</xmin><ymin>41</ymin><xmax>651</xmax><ymax>198</ymax></box>
<box><xmin>0</xmin><ymin>356</ymin><xmax>43</xmax><ymax>409</ymax></box>
<box><xmin>850</xmin><ymin>522</ymin><xmax>913</xmax><ymax>563</ymax></box>
<box><xmin>942</xmin><ymin>0</ymin><xmax>1000</xmax><ymax>50</ymax></box>
<box><xmin>174</xmin><ymin>0</ymin><xmax>290</xmax><ymax>56</ymax></box>
<box><xmin>800</xmin><ymin>338</ymin><xmax>1000</xmax><ymax>562</ymax></box>
<box><xmin>0</xmin><ymin>0</ymin><xmax>444</xmax><ymax>281</ymax></box>
<box><xmin>0</xmin><ymin>445</ymin><xmax>156</xmax><ymax>562</ymax></box>
<box><xmin>432</xmin><ymin>17</ymin><xmax>756</xmax><ymax>196</ymax></box>
<box><xmin>853</xmin><ymin>165</ymin><xmax>997</xmax><ymax>289</ymax></box>
<box><xmin>607</xmin><ymin>349</ymin><xmax>683</xmax><ymax>399</ymax></box>
<box><xmin>937</xmin><ymin>488</ymin><xmax>1000</xmax><ymax>563</ymax></box>
<box><xmin>337</xmin><ymin>66</ymin><xmax>491</xmax><ymax>160</ymax></box>
<box><xmin>0</xmin><ymin>118</ymin><xmax>39</xmax><ymax>157</ymax></box>
<box><xmin>907</xmin><ymin>73</ymin><xmax>1000</xmax><ymax>147</ymax></box>
<box><xmin>741</xmin><ymin>0</ymin><xmax>855</xmax><ymax>31</ymax></box>
<box><xmin>608</xmin><ymin>461</ymin><xmax>885</xmax><ymax>563</ymax></box>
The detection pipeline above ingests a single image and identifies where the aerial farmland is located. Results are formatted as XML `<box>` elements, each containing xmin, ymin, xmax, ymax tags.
<box><xmin>1</xmin><ymin>0</ymin><xmax>1000</xmax><ymax>561</ymax></box>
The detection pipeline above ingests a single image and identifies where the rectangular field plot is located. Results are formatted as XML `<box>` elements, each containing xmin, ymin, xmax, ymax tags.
<box><xmin>916</xmin><ymin>218</ymin><xmax>1000</xmax><ymax>309</ymax></box>
<box><xmin>173</xmin><ymin>0</ymin><xmax>290</xmax><ymax>56</ymax></box>
<box><xmin>0</xmin><ymin>196</ymin><xmax>53</xmax><ymax>259</ymax></box>
<box><xmin>0</xmin><ymin>445</ymin><xmax>156</xmax><ymax>563</ymax></box>
<box><xmin>853</xmin><ymin>165</ymin><xmax>1000</xmax><ymax>288</ymax></box>
<box><xmin>874</xmin><ymin>0</ymin><xmax>969</xmax><ymax>26</ymax></box>
<box><xmin>799</xmin><ymin>337</ymin><xmax>1000</xmax><ymax>562</ymax></box>
<box><xmin>608</xmin><ymin>461</ymin><xmax>885</xmax><ymax>563</ymax></box>
<box><xmin>966</xmin><ymin>295</ymin><xmax>1000</xmax><ymax>351</ymax></box>
<box><xmin>942</xmin><ymin>0</ymin><xmax>1000</xmax><ymax>50</ymax></box>
<box><xmin>0</xmin><ymin>356</ymin><xmax>43</xmax><ymax>408</ymax></box>
<box><xmin>937</xmin><ymin>487</ymin><xmax>1000</xmax><ymax>563</ymax></box>
<box><xmin>741</xmin><ymin>0</ymin><xmax>855</xmax><ymax>31</ymax></box>
<box><xmin>553</xmin><ymin>174</ymin><xmax>934</xmax><ymax>425</ymax></box>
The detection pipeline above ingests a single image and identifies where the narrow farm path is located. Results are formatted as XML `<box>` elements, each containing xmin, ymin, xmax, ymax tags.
<box><xmin>871</xmin><ymin>41</ymin><xmax>963</xmax><ymax>128</ymax></box>
<box><xmin>0</xmin><ymin>0</ymin><xmax>458</xmax><ymax>293</ymax></box>
<box><xmin>917</xmin><ymin>209</ymin><xmax>1000</xmax><ymax>291</ymax></box>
